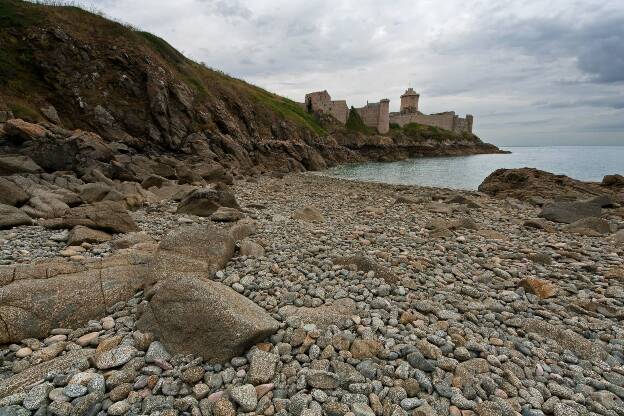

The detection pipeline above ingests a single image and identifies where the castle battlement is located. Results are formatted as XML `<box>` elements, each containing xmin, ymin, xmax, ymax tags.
<box><xmin>303</xmin><ymin>88</ymin><xmax>473</xmax><ymax>134</ymax></box>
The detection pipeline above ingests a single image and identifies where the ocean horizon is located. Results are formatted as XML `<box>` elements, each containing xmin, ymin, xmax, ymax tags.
<box><xmin>321</xmin><ymin>145</ymin><xmax>624</xmax><ymax>190</ymax></box>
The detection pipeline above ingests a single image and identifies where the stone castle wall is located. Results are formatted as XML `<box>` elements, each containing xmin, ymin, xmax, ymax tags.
<box><xmin>389</xmin><ymin>111</ymin><xmax>473</xmax><ymax>133</ymax></box>
<box><xmin>354</xmin><ymin>99</ymin><xmax>390</xmax><ymax>134</ymax></box>
<box><xmin>305</xmin><ymin>91</ymin><xmax>349</xmax><ymax>124</ymax></box>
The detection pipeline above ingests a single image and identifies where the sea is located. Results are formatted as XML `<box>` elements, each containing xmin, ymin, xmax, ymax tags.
<box><xmin>321</xmin><ymin>146</ymin><xmax>624</xmax><ymax>190</ymax></box>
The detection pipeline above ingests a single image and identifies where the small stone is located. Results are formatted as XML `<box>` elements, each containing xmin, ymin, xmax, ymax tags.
<box><xmin>94</xmin><ymin>345</ymin><xmax>136</xmax><ymax>369</ymax></box>
<box><xmin>23</xmin><ymin>383</ymin><xmax>53</xmax><ymax>410</ymax></box>
<box><xmin>247</xmin><ymin>350</ymin><xmax>278</xmax><ymax>385</ymax></box>
<box><xmin>400</xmin><ymin>398</ymin><xmax>424</xmax><ymax>411</ymax></box>
<box><xmin>306</xmin><ymin>370</ymin><xmax>340</xmax><ymax>389</ymax></box>
<box><xmin>181</xmin><ymin>366</ymin><xmax>205</xmax><ymax>384</ymax></box>
<box><xmin>76</xmin><ymin>332</ymin><xmax>99</xmax><ymax>347</ymax></box>
<box><xmin>212</xmin><ymin>398</ymin><xmax>236</xmax><ymax>416</ymax></box>
<box><xmin>62</xmin><ymin>384</ymin><xmax>87</xmax><ymax>399</ymax></box>
<box><xmin>351</xmin><ymin>403</ymin><xmax>376</xmax><ymax>416</ymax></box>
<box><xmin>145</xmin><ymin>341</ymin><xmax>171</xmax><ymax>363</ymax></box>
<box><xmin>15</xmin><ymin>347</ymin><xmax>33</xmax><ymax>358</ymax></box>
<box><xmin>230</xmin><ymin>384</ymin><xmax>257</xmax><ymax>412</ymax></box>
<box><xmin>101</xmin><ymin>317</ymin><xmax>115</xmax><ymax>330</ymax></box>
<box><xmin>108</xmin><ymin>400</ymin><xmax>131</xmax><ymax>416</ymax></box>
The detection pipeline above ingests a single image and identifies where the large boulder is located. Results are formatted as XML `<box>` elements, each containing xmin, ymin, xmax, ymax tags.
<box><xmin>111</xmin><ymin>181</ymin><xmax>158</xmax><ymax>208</ymax></box>
<box><xmin>20</xmin><ymin>191</ymin><xmax>70</xmax><ymax>219</ymax></box>
<box><xmin>150</xmin><ymin>184</ymin><xmax>197</xmax><ymax>202</ymax></box>
<box><xmin>4</xmin><ymin>118</ymin><xmax>48</xmax><ymax>142</ymax></box>
<box><xmin>149</xmin><ymin>225</ymin><xmax>235</xmax><ymax>284</ymax></box>
<box><xmin>194</xmin><ymin>163</ymin><xmax>234</xmax><ymax>185</ymax></box>
<box><xmin>41</xmin><ymin>201</ymin><xmax>138</xmax><ymax>233</ymax></box>
<box><xmin>176</xmin><ymin>188</ymin><xmax>240</xmax><ymax>217</ymax></box>
<box><xmin>539</xmin><ymin>199</ymin><xmax>602</xmax><ymax>224</ymax></box>
<box><xmin>79</xmin><ymin>182</ymin><xmax>113</xmax><ymax>203</ymax></box>
<box><xmin>0</xmin><ymin>154</ymin><xmax>43</xmax><ymax>175</ymax></box>
<box><xmin>67</xmin><ymin>225</ymin><xmax>113</xmax><ymax>245</ymax></box>
<box><xmin>210</xmin><ymin>207</ymin><xmax>243</xmax><ymax>222</ymax></box>
<box><xmin>0</xmin><ymin>204</ymin><xmax>32</xmax><ymax>229</ymax></box>
<box><xmin>137</xmin><ymin>275</ymin><xmax>279</xmax><ymax>363</ymax></box>
<box><xmin>25</xmin><ymin>130</ymin><xmax>114</xmax><ymax>173</ymax></box>
<box><xmin>0</xmin><ymin>177</ymin><xmax>29</xmax><ymax>206</ymax></box>
<box><xmin>176</xmin><ymin>165</ymin><xmax>204</xmax><ymax>185</ymax></box>
<box><xmin>141</xmin><ymin>174</ymin><xmax>170</xmax><ymax>189</ymax></box>
<box><xmin>602</xmin><ymin>174</ymin><xmax>624</xmax><ymax>187</ymax></box>
<box><xmin>0</xmin><ymin>253</ymin><xmax>149</xmax><ymax>344</ymax></box>
<box><xmin>563</xmin><ymin>217</ymin><xmax>611</xmax><ymax>235</ymax></box>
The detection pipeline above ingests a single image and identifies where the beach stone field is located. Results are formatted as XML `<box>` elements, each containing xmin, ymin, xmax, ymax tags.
<box><xmin>1</xmin><ymin>173</ymin><xmax>623</xmax><ymax>416</ymax></box>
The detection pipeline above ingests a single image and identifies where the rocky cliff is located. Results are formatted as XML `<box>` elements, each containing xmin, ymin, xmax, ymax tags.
<box><xmin>0</xmin><ymin>0</ymin><xmax>501</xmax><ymax>179</ymax></box>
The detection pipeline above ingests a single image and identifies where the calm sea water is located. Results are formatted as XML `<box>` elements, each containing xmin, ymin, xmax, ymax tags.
<box><xmin>321</xmin><ymin>146</ymin><xmax>624</xmax><ymax>190</ymax></box>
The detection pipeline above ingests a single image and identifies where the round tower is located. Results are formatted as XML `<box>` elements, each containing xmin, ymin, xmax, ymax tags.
<box><xmin>400</xmin><ymin>88</ymin><xmax>419</xmax><ymax>113</ymax></box>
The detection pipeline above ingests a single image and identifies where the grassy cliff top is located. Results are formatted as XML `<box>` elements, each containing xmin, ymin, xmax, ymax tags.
<box><xmin>0</xmin><ymin>0</ymin><xmax>325</xmax><ymax>136</ymax></box>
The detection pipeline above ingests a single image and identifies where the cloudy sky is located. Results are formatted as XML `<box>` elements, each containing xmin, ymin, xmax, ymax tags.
<box><xmin>76</xmin><ymin>0</ymin><xmax>624</xmax><ymax>146</ymax></box>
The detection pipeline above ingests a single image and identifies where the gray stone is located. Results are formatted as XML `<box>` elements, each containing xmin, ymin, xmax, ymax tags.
<box><xmin>230</xmin><ymin>384</ymin><xmax>257</xmax><ymax>412</ymax></box>
<box><xmin>306</xmin><ymin>370</ymin><xmax>340</xmax><ymax>389</ymax></box>
<box><xmin>145</xmin><ymin>341</ymin><xmax>171</xmax><ymax>363</ymax></box>
<box><xmin>23</xmin><ymin>383</ymin><xmax>53</xmax><ymax>410</ymax></box>
<box><xmin>137</xmin><ymin>275</ymin><xmax>279</xmax><ymax>363</ymax></box>
<box><xmin>247</xmin><ymin>350</ymin><xmax>278</xmax><ymax>385</ymax></box>
<box><xmin>94</xmin><ymin>346</ymin><xmax>136</xmax><ymax>370</ymax></box>
<box><xmin>61</xmin><ymin>384</ymin><xmax>87</xmax><ymax>399</ymax></box>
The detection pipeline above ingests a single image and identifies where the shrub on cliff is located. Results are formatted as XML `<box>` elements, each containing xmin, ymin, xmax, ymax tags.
<box><xmin>346</xmin><ymin>107</ymin><xmax>376</xmax><ymax>134</ymax></box>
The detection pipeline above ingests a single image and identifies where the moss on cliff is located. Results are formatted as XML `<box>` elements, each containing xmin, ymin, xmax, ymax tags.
<box><xmin>345</xmin><ymin>107</ymin><xmax>375</xmax><ymax>134</ymax></box>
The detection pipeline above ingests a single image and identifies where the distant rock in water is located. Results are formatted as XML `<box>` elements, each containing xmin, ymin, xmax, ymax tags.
<box><xmin>478</xmin><ymin>168</ymin><xmax>622</xmax><ymax>203</ymax></box>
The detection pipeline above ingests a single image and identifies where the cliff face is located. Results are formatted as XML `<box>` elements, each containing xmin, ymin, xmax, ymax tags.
<box><xmin>0</xmin><ymin>0</ymin><xmax>501</xmax><ymax>177</ymax></box>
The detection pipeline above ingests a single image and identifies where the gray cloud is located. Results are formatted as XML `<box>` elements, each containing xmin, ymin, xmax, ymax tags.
<box><xmin>195</xmin><ymin>0</ymin><xmax>252</xmax><ymax>19</ymax></box>
<box><xmin>540</xmin><ymin>96</ymin><xmax>624</xmax><ymax>110</ymax></box>
<box><xmin>441</xmin><ymin>13</ymin><xmax>624</xmax><ymax>84</ymax></box>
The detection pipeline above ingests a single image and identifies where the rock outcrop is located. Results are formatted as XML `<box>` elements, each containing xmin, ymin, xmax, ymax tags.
<box><xmin>176</xmin><ymin>188</ymin><xmax>240</xmax><ymax>217</ymax></box>
<box><xmin>479</xmin><ymin>168</ymin><xmax>617</xmax><ymax>202</ymax></box>
<box><xmin>0</xmin><ymin>177</ymin><xmax>29</xmax><ymax>206</ymax></box>
<box><xmin>0</xmin><ymin>204</ymin><xmax>32</xmax><ymax>229</ymax></box>
<box><xmin>41</xmin><ymin>201</ymin><xmax>138</xmax><ymax>233</ymax></box>
<box><xmin>0</xmin><ymin>253</ymin><xmax>150</xmax><ymax>344</ymax></box>
<box><xmin>539</xmin><ymin>199</ymin><xmax>604</xmax><ymax>224</ymax></box>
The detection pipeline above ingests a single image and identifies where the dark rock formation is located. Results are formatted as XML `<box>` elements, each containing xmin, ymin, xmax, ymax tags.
<box><xmin>479</xmin><ymin>168</ymin><xmax>619</xmax><ymax>203</ymax></box>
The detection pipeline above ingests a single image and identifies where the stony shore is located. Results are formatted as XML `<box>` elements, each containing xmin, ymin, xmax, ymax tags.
<box><xmin>1</xmin><ymin>173</ymin><xmax>623</xmax><ymax>416</ymax></box>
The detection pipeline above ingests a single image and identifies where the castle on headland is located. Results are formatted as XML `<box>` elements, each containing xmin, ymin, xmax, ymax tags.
<box><xmin>303</xmin><ymin>88</ymin><xmax>473</xmax><ymax>135</ymax></box>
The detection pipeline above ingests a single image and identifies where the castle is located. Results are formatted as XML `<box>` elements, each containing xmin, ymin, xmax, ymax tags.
<box><xmin>303</xmin><ymin>88</ymin><xmax>473</xmax><ymax>134</ymax></box>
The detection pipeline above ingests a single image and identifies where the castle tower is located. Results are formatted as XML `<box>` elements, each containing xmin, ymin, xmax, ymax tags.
<box><xmin>466</xmin><ymin>115</ymin><xmax>474</xmax><ymax>133</ymax></box>
<box><xmin>400</xmin><ymin>88</ymin><xmax>419</xmax><ymax>114</ymax></box>
<box><xmin>378</xmin><ymin>99</ymin><xmax>390</xmax><ymax>134</ymax></box>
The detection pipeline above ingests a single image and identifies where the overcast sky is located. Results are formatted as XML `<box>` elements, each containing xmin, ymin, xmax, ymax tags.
<box><xmin>75</xmin><ymin>0</ymin><xmax>624</xmax><ymax>146</ymax></box>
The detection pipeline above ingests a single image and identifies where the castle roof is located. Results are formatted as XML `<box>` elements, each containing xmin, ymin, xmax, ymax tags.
<box><xmin>401</xmin><ymin>87</ymin><xmax>419</xmax><ymax>97</ymax></box>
